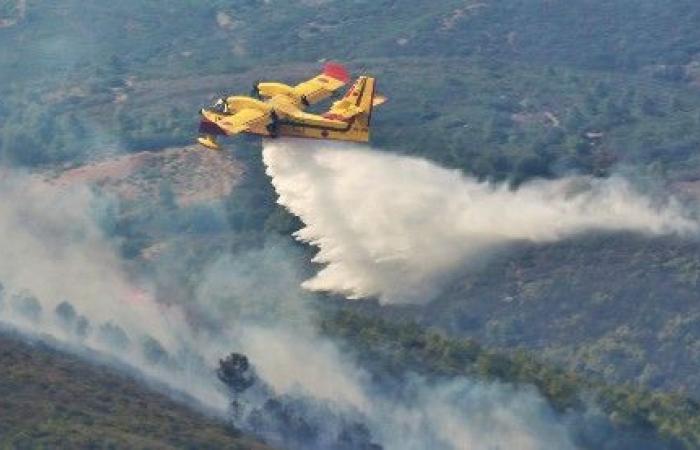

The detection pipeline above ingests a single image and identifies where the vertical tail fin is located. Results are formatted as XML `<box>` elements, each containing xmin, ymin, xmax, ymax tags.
<box><xmin>319</xmin><ymin>76</ymin><xmax>384</xmax><ymax>143</ymax></box>
<box><xmin>325</xmin><ymin>77</ymin><xmax>376</xmax><ymax>120</ymax></box>
<box><xmin>356</xmin><ymin>76</ymin><xmax>376</xmax><ymax>116</ymax></box>
<box><xmin>350</xmin><ymin>77</ymin><xmax>375</xmax><ymax>141</ymax></box>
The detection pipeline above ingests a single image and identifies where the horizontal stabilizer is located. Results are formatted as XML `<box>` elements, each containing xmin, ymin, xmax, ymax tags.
<box><xmin>373</xmin><ymin>95</ymin><xmax>387</xmax><ymax>107</ymax></box>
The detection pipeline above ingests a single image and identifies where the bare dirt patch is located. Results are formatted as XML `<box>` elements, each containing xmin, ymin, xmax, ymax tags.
<box><xmin>51</xmin><ymin>146</ymin><xmax>243</xmax><ymax>207</ymax></box>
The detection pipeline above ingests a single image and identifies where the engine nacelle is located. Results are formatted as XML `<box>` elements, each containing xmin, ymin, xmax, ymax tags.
<box><xmin>256</xmin><ymin>82</ymin><xmax>296</xmax><ymax>99</ymax></box>
<box><xmin>225</xmin><ymin>96</ymin><xmax>271</xmax><ymax>113</ymax></box>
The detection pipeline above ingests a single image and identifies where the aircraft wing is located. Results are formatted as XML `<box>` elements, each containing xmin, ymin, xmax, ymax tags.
<box><xmin>202</xmin><ymin>108</ymin><xmax>270</xmax><ymax>135</ymax></box>
<box><xmin>292</xmin><ymin>63</ymin><xmax>351</xmax><ymax>106</ymax></box>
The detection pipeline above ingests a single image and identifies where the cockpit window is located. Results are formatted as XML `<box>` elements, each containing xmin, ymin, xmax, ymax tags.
<box><xmin>212</xmin><ymin>98</ymin><xmax>228</xmax><ymax>114</ymax></box>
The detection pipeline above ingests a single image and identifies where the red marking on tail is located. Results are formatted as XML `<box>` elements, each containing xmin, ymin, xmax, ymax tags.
<box><xmin>323</xmin><ymin>62</ymin><xmax>350</xmax><ymax>83</ymax></box>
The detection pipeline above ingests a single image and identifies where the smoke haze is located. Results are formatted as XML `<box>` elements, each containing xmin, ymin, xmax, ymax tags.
<box><xmin>0</xmin><ymin>171</ymin><xmax>229</xmax><ymax>411</ymax></box>
<box><xmin>0</xmin><ymin>163</ymin><xmax>582</xmax><ymax>449</ymax></box>
<box><xmin>263</xmin><ymin>139</ymin><xmax>698</xmax><ymax>304</ymax></box>
<box><xmin>3</xmin><ymin>136</ymin><xmax>696</xmax><ymax>448</ymax></box>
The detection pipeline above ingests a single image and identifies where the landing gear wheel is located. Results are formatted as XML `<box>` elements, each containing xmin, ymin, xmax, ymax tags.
<box><xmin>251</xmin><ymin>80</ymin><xmax>262</xmax><ymax>99</ymax></box>
<box><xmin>267</xmin><ymin>111</ymin><xmax>279</xmax><ymax>138</ymax></box>
<box><xmin>266</xmin><ymin>123</ymin><xmax>279</xmax><ymax>138</ymax></box>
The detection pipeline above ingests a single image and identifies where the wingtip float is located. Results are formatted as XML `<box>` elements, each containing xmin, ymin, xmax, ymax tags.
<box><xmin>197</xmin><ymin>63</ymin><xmax>386</xmax><ymax>150</ymax></box>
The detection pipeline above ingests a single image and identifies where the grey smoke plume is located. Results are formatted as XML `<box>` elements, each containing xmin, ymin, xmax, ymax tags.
<box><xmin>370</xmin><ymin>379</ymin><xmax>575</xmax><ymax>450</ymax></box>
<box><xmin>193</xmin><ymin>245</ymin><xmax>579</xmax><ymax>449</ymax></box>
<box><xmin>191</xmin><ymin>243</ymin><xmax>373</xmax><ymax>412</ymax></box>
<box><xmin>10</xmin><ymin>154</ymin><xmax>680</xmax><ymax>449</ymax></box>
<box><xmin>0</xmin><ymin>168</ymin><xmax>581</xmax><ymax>449</ymax></box>
<box><xmin>263</xmin><ymin>139</ymin><xmax>698</xmax><ymax>304</ymax></box>
<box><xmin>0</xmin><ymin>171</ymin><xmax>229</xmax><ymax>411</ymax></box>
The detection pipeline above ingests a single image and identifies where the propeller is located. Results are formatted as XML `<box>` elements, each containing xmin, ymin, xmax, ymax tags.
<box><xmin>211</xmin><ymin>96</ymin><xmax>228</xmax><ymax>113</ymax></box>
<box><xmin>250</xmin><ymin>80</ymin><xmax>261</xmax><ymax>99</ymax></box>
<box><xmin>213</xmin><ymin>92</ymin><xmax>227</xmax><ymax>103</ymax></box>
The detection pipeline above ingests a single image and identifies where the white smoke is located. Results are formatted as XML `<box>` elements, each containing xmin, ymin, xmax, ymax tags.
<box><xmin>191</xmin><ymin>245</ymin><xmax>577</xmax><ymax>450</ymax></box>
<box><xmin>0</xmin><ymin>169</ymin><xmax>580</xmax><ymax>448</ymax></box>
<box><xmin>0</xmin><ymin>173</ymin><xmax>165</xmax><ymax>342</ymax></box>
<box><xmin>371</xmin><ymin>379</ymin><xmax>576</xmax><ymax>450</ymax></box>
<box><xmin>238</xmin><ymin>325</ymin><xmax>372</xmax><ymax>412</ymax></box>
<box><xmin>0</xmin><ymin>171</ymin><xmax>229</xmax><ymax>411</ymax></box>
<box><xmin>263</xmin><ymin>139</ymin><xmax>698</xmax><ymax>304</ymax></box>
<box><xmin>191</xmin><ymin>243</ymin><xmax>372</xmax><ymax>412</ymax></box>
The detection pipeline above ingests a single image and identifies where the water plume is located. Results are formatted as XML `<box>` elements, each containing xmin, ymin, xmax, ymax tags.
<box><xmin>263</xmin><ymin>139</ymin><xmax>697</xmax><ymax>304</ymax></box>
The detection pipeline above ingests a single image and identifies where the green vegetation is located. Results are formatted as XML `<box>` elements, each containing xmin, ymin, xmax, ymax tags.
<box><xmin>3</xmin><ymin>0</ymin><xmax>700</xmax><ymax>447</ymax></box>
<box><xmin>2</xmin><ymin>0</ymin><xmax>700</xmax><ymax>182</ymax></box>
<box><xmin>323</xmin><ymin>310</ymin><xmax>700</xmax><ymax>449</ymax></box>
<box><xmin>344</xmin><ymin>233</ymin><xmax>700</xmax><ymax>399</ymax></box>
<box><xmin>0</xmin><ymin>332</ymin><xmax>273</xmax><ymax>450</ymax></box>
<box><xmin>371</xmin><ymin>58</ymin><xmax>700</xmax><ymax>182</ymax></box>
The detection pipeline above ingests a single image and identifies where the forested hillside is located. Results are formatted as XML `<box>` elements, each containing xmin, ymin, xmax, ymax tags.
<box><xmin>2</xmin><ymin>0</ymin><xmax>700</xmax><ymax>448</ymax></box>
<box><xmin>322</xmin><ymin>310</ymin><xmax>700</xmax><ymax>450</ymax></box>
<box><xmin>0</xmin><ymin>330</ymin><xmax>273</xmax><ymax>449</ymax></box>
<box><xmin>361</xmin><ymin>233</ymin><xmax>700</xmax><ymax>398</ymax></box>
<box><xmin>3</xmin><ymin>0</ymin><xmax>700</xmax><ymax>180</ymax></box>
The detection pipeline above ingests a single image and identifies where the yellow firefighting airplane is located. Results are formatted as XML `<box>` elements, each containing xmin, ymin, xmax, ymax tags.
<box><xmin>197</xmin><ymin>63</ymin><xmax>385</xmax><ymax>149</ymax></box>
